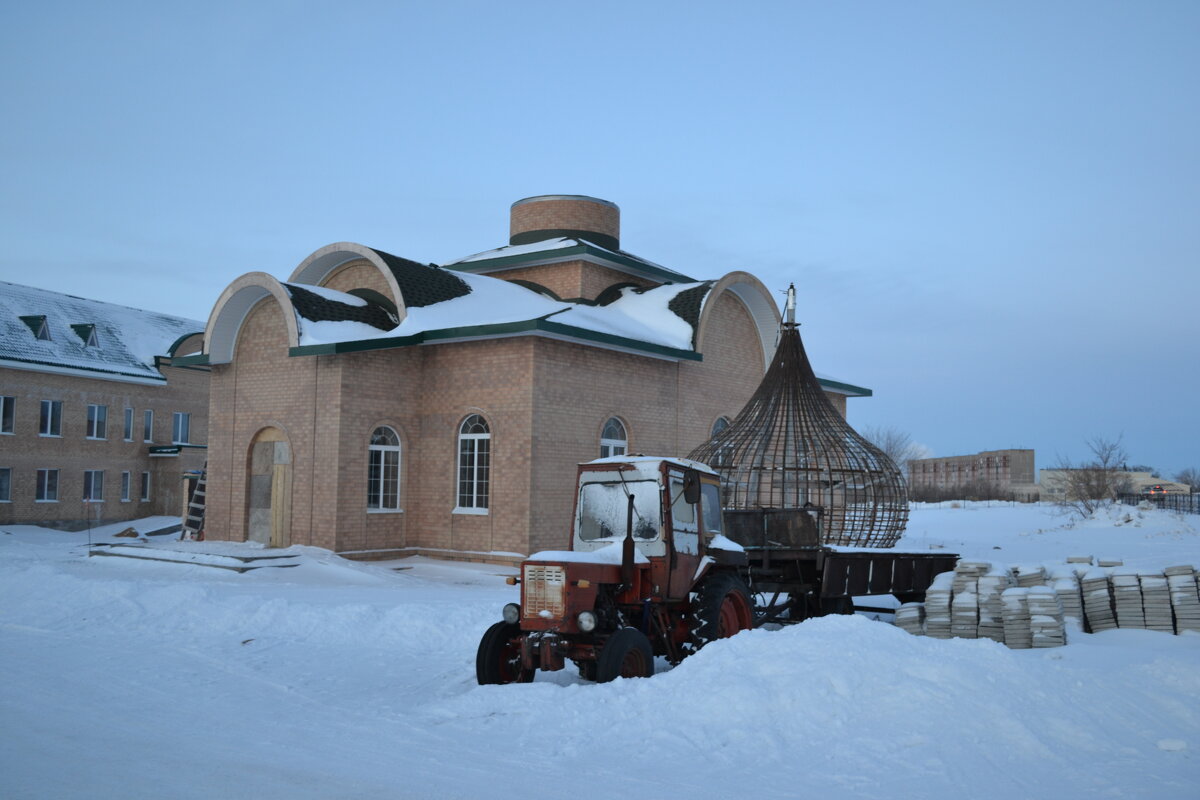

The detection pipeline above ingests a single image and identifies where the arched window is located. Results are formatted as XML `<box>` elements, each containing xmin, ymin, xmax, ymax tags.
<box><xmin>456</xmin><ymin>415</ymin><xmax>490</xmax><ymax>511</ymax></box>
<box><xmin>600</xmin><ymin>417</ymin><xmax>627</xmax><ymax>458</ymax></box>
<box><xmin>710</xmin><ymin>417</ymin><xmax>732</xmax><ymax>467</ymax></box>
<box><xmin>367</xmin><ymin>426</ymin><xmax>401</xmax><ymax>511</ymax></box>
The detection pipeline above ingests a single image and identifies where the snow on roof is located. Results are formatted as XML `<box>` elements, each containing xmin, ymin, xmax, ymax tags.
<box><xmin>445</xmin><ymin>236</ymin><xmax>694</xmax><ymax>283</ymax></box>
<box><xmin>291</xmin><ymin>270</ymin><xmax>708</xmax><ymax>354</ymax></box>
<box><xmin>0</xmin><ymin>281</ymin><xmax>204</xmax><ymax>383</ymax></box>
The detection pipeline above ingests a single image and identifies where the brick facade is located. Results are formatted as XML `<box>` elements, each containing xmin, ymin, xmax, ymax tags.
<box><xmin>197</xmin><ymin>196</ymin><xmax>867</xmax><ymax>561</ymax></box>
<box><xmin>0</xmin><ymin>355</ymin><xmax>208</xmax><ymax>529</ymax></box>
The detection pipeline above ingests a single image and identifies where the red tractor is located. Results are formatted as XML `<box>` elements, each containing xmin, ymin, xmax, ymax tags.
<box><xmin>476</xmin><ymin>457</ymin><xmax>753</xmax><ymax>683</ymax></box>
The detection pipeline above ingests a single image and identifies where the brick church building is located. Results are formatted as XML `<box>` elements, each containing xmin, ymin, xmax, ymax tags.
<box><xmin>181</xmin><ymin>195</ymin><xmax>870</xmax><ymax>560</ymax></box>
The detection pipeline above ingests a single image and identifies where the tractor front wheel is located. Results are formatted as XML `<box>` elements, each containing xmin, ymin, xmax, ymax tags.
<box><xmin>475</xmin><ymin>621</ymin><xmax>534</xmax><ymax>685</ymax></box>
<box><xmin>595</xmin><ymin>627</ymin><xmax>654</xmax><ymax>683</ymax></box>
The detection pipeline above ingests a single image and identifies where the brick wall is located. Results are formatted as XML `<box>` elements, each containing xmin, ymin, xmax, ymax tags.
<box><xmin>0</xmin><ymin>363</ymin><xmax>208</xmax><ymax>529</ymax></box>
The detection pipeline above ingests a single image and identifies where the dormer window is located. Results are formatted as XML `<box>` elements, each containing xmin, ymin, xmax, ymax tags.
<box><xmin>20</xmin><ymin>315</ymin><xmax>52</xmax><ymax>341</ymax></box>
<box><xmin>71</xmin><ymin>324</ymin><xmax>99</xmax><ymax>348</ymax></box>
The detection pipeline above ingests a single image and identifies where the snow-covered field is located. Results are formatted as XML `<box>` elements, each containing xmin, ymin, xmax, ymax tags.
<box><xmin>2</xmin><ymin>503</ymin><xmax>1198</xmax><ymax>799</ymax></box>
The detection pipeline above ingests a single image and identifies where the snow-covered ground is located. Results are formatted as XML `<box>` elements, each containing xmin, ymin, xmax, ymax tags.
<box><xmin>2</xmin><ymin>504</ymin><xmax>1198</xmax><ymax>799</ymax></box>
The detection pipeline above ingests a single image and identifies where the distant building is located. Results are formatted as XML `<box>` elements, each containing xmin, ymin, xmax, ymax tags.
<box><xmin>1039</xmin><ymin>469</ymin><xmax>1189</xmax><ymax>501</ymax></box>
<box><xmin>0</xmin><ymin>282</ymin><xmax>207</xmax><ymax>529</ymax></box>
<box><xmin>908</xmin><ymin>449</ymin><xmax>1037</xmax><ymax>500</ymax></box>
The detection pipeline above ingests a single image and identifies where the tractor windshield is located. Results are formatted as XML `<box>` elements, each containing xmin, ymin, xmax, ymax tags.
<box><xmin>577</xmin><ymin>480</ymin><xmax>661</xmax><ymax>541</ymax></box>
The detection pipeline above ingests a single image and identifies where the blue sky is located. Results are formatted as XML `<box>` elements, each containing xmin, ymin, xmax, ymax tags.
<box><xmin>2</xmin><ymin>1</ymin><xmax>1197</xmax><ymax>476</ymax></box>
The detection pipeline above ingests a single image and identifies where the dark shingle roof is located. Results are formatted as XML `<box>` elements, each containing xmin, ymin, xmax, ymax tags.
<box><xmin>368</xmin><ymin>248</ymin><xmax>471</xmax><ymax>308</ymax></box>
<box><xmin>667</xmin><ymin>281</ymin><xmax>715</xmax><ymax>339</ymax></box>
<box><xmin>285</xmin><ymin>285</ymin><xmax>396</xmax><ymax>330</ymax></box>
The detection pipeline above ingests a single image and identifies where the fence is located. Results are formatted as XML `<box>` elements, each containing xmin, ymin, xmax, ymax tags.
<box><xmin>1117</xmin><ymin>493</ymin><xmax>1200</xmax><ymax>515</ymax></box>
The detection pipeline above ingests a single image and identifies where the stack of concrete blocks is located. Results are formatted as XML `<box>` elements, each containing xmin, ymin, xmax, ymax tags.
<box><xmin>950</xmin><ymin>561</ymin><xmax>989</xmax><ymax>639</ymax></box>
<box><xmin>1081</xmin><ymin>569</ymin><xmax>1118</xmax><ymax>632</ymax></box>
<box><xmin>895</xmin><ymin>603</ymin><xmax>925</xmax><ymax>635</ymax></box>
<box><xmin>1000</xmin><ymin>588</ymin><xmax>1034</xmax><ymax>649</ymax></box>
<box><xmin>1027</xmin><ymin>586</ymin><xmax>1067</xmax><ymax>648</ymax></box>
<box><xmin>1112</xmin><ymin>571</ymin><xmax>1147</xmax><ymax>629</ymax></box>
<box><xmin>976</xmin><ymin>566</ymin><xmax>1013</xmax><ymax>642</ymax></box>
<box><xmin>1140</xmin><ymin>574</ymin><xmax>1175</xmax><ymax>633</ymax></box>
<box><xmin>1166</xmin><ymin>565</ymin><xmax>1200</xmax><ymax>633</ymax></box>
<box><xmin>923</xmin><ymin>571</ymin><xmax>954</xmax><ymax>639</ymax></box>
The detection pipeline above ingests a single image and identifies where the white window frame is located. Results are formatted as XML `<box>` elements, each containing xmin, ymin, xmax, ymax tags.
<box><xmin>143</xmin><ymin>409</ymin><xmax>154</xmax><ymax>443</ymax></box>
<box><xmin>172</xmin><ymin>412</ymin><xmax>191</xmax><ymax>445</ymax></box>
<box><xmin>0</xmin><ymin>467</ymin><xmax>11</xmax><ymax>502</ymax></box>
<box><xmin>123</xmin><ymin>407</ymin><xmax>134</xmax><ymax>441</ymax></box>
<box><xmin>121</xmin><ymin>471</ymin><xmax>131</xmax><ymax>502</ymax></box>
<box><xmin>86</xmin><ymin>404</ymin><xmax>107</xmax><ymax>440</ymax></box>
<box><xmin>36</xmin><ymin>468</ymin><xmax>59</xmax><ymax>502</ymax></box>
<box><xmin>83</xmin><ymin>470</ymin><xmax>104</xmax><ymax>502</ymax></box>
<box><xmin>454</xmin><ymin>415</ymin><xmax>490</xmax><ymax>514</ymax></box>
<box><xmin>367</xmin><ymin>427</ymin><xmax>402</xmax><ymax>512</ymax></box>
<box><xmin>599</xmin><ymin>417</ymin><xmax>628</xmax><ymax>459</ymax></box>
<box><xmin>39</xmin><ymin>400</ymin><xmax>62</xmax><ymax>437</ymax></box>
<box><xmin>140</xmin><ymin>471</ymin><xmax>151</xmax><ymax>502</ymax></box>
<box><xmin>0</xmin><ymin>395</ymin><xmax>14</xmax><ymax>434</ymax></box>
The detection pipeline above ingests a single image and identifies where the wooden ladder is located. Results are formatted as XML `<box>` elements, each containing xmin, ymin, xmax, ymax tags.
<box><xmin>181</xmin><ymin>464</ymin><xmax>207</xmax><ymax>541</ymax></box>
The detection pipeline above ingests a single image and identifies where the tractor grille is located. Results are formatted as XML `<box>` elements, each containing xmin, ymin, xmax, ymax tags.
<box><xmin>523</xmin><ymin>565</ymin><xmax>566</xmax><ymax>620</ymax></box>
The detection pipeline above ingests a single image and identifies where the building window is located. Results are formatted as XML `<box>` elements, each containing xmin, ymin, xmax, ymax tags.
<box><xmin>123</xmin><ymin>408</ymin><xmax>134</xmax><ymax>441</ymax></box>
<box><xmin>83</xmin><ymin>470</ymin><xmax>104</xmax><ymax>502</ymax></box>
<box><xmin>0</xmin><ymin>468</ymin><xmax>10</xmax><ymax>502</ymax></box>
<box><xmin>456</xmin><ymin>414</ymin><xmax>490</xmax><ymax>512</ymax></box>
<box><xmin>40</xmin><ymin>400</ymin><xmax>62</xmax><ymax>436</ymax></box>
<box><xmin>36</xmin><ymin>469</ymin><xmax>59</xmax><ymax>502</ymax></box>
<box><xmin>140</xmin><ymin>471</ymin><xmax>151</xmax><ymax>502</ymax></box>
<box><xmin>0</xmin><ymin>396</ymin><xmax>14</xmax><ymax>434</ymax></box>
<box><xmin>121</xmin><ymin>471</ymin><xmax>131</xmax><ymax>502</ymax></box>
<box><xmin>600</xmin><ymin>417</ymin><xmax>627</xmax><ymax>459</ymax></box>
<box><xmin>709</xmin><ymin>416</ymin><xmax>733</xmax><ymax>466</ymax></box>
<box><xmin>172</xmin><ymin>412</ymin><xmax>191</xmax><ymax>445</ymax></box>
<box><xmin>143</xmin><ymin>409</ymin><xmax>154</xmax><ymax>443</ymax></box>
<box><xmin>86</xmin><ymin>404</ymin><xmax>107</xmax><ymax>440</ymax></box>
<box><xmin>367</xmin><ymin>427</ymin><xmax>401</xmax><ymax>512</ymax></box>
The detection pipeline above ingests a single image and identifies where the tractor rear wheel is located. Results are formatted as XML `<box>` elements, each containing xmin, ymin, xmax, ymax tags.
<box><xmin>691</xmin><ymin>571</ymin><xmax>754</xmax><ymax>649</ymax></box>
<box><xmin>595</xmin><ymin>627</ymin><xmax>654</xmax><ymax>682</ymax></box>
<box><xmin>476</xmin><ymin>621</ymin><xmax>534</xmax><ymax>685</ymax></box>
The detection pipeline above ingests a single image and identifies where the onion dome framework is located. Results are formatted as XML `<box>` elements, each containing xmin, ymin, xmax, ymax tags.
<box><xmin>687</xmin><ymin>291</ymin><xmax>908</xmax><ymax>548</ymax></box>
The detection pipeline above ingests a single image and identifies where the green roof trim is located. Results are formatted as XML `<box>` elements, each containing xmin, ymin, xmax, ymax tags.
<box><xmin>817</xmin><ymin>377</ymin><xmax>873</xmax><ymax>397</ymax></box>
<box><xmin>452</xmin><ymin>242</ymin><xmax>695</xmax><ymax>284</ymax></box>
<box><xmin>171</xmin><ymin>353</ymin><xmax>211</xmax><ymax>367</ymax></box>
<box><xmin>166</xmin><ymin>331</ymin><xmax>205</xmax><ymax>357</ymax></box>
<box><xmin>288</xmin><ymin>316</ymin><xmax>703</xmax><ymax>362</ymax></box>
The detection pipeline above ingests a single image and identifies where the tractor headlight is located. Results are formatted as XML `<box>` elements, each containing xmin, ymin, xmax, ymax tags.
<box><xmin>577</xmin><ymin>610</ymin><xmax>598</xmax><ymax>632</ymax></box>
<box><xmin>503</xmin><ymin>603</ymin><xmax>521</xmax><ymax>624</ymax></box>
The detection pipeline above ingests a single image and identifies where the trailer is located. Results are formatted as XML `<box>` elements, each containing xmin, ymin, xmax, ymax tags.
<box><xmin>476</xmin><ymin>456</ymin><xmax>957</xmax><ymax>684</ymax></box>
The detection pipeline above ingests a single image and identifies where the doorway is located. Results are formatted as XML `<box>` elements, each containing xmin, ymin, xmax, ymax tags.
<box><xmin>247</xmin><ymin>427</ymin><xmax>292</xmax><ymax>547</ymax></box>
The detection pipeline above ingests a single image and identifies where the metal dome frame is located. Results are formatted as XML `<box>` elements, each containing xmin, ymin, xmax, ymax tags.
<box><xmin>688</xmin><ymin>287</ymin><xmax>908</xmax><ymax>548</ymax></box>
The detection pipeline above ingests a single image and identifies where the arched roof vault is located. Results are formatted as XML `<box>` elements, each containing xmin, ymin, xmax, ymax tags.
<box><xmin>694</xmin><ymin>271</ymin><xmax>781</xmax><ymax>372</ymax></box>
<box><xmin>204</xmin><ymin>272</ymin><xmax>300</xmax><ymax>364</ymax></box>
<box><xmin>288</xmin><ymin>242</ymin><xmax>407</xmax><ymax>322</ymax></box>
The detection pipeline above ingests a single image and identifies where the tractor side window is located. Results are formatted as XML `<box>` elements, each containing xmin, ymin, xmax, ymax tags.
<box><xmin>700</xmin><ymin>482</ymin><xmax>723</xmax><ymax>537</ymax></box>
<box><xmin>670</xmin><ymin>477</ymin><xmax>697</xmax><ymax>532</ymax></box>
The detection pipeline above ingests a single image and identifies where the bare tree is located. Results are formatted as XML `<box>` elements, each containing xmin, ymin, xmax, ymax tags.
<box><xmin>1054</xmin><ymin>435</ymin><xmax>1132</xmax><ymax>517</ymax></box>
<box><xmin>862</xmin><ymin>425</ymin><xmax>928</xmax><ymax>476</ymax></box>
<box><xmin>1176</xmin><ymin>467</ymin><xmax>1200</xmax><ymax>493</ymax></box>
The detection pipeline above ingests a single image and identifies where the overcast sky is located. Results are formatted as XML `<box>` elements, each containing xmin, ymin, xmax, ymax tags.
<box><xmin>2</xmin><ymin>1</ymin><xmax>1197</xmax><ymax>477</ymax></box>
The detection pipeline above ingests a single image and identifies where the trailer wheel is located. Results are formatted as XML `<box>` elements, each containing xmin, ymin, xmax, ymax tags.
<box><xmin>595</xmin><ymin>627</ymin><xmax>654</xmax><ymax>682</ymax></box>
<box><xmin>476</xmin><ymin>621</ymin><xmax>534</xmax><ymax>685</ymax></box>
<box><xmin>691</xmin><ymin>571</ymin><xmax>754</xmax><ymax>649</ymax></box>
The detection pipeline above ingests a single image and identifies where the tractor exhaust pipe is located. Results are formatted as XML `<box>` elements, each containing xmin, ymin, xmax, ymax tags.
<box><xmin>621</xmin><ymin>493</ymin><xmax>635</xmax><ymax>587</ymax></box>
